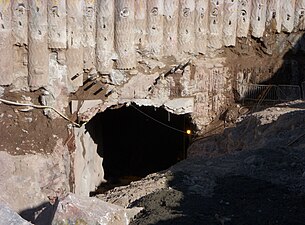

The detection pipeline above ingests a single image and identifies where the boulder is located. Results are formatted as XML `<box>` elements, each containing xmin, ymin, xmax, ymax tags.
<box><xmin>53</xmin><ymin>193</ymin><xmax>142</xmax><ymax>225</ymax></box>
<box><xmin>0</xmin><ymin>202</ymin><xmax>32</xmax><ymax>225</ymax></box>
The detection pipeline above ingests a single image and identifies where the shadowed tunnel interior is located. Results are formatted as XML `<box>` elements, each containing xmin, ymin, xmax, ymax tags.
<box><xmin>86</xmin><ymin>104</ymin><xmax>192</xmax><ymax>191</ymax></box>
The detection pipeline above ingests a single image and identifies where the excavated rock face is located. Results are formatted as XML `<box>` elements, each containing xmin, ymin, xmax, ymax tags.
<box><xmin>0</xmin><ymin>0</ymin><xmax>305</xmax><ymax>208</ymax></box>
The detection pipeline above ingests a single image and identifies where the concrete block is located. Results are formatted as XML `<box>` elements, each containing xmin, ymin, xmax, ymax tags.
<box><xmin>164</xmin><ymin>0</ymin><xmax>179</xmax><ymax>56</ymax></box>
<box><xmin>66</xmin><ymin>0</ymin><xmax>84</xmax><ymax>89</ymax></box>
<box><xmin>195</xmin><ymin>0</ymin><xmax>209</xmax><ymax>54</ymax></box>
<box><xmin>251</xmin><ymin>0</ymin><xmax>267</xmax><ymax>38</ymax></box>
<box><xmin>237</xmin><ymin>0</ymin><xmax>252</xmax><ymax>37</ymax></box>
<box><xmin>0</xmin><ymin>1</ymin><xmax>13</xmax><ymax>85</ymax></box>
<box><xmin>147</xmin><ymin>0</ymin><xmax>164</xmax><ymax>57</ymax></box>
<box><xmin>12</xmin><ymin>45</ymin><xmax>29</xmax><ymax>90</ymax></box>
<box><xmin>208</xmin><ymin>0</ymin><xmax>224</xmax><ymax>49</ymax></box>
<box><xmin>28</xmin><ymin>0</ymin><xmax>49</xmax><ymax>90</ymax></box>
<box><xmin>96</xmin><ymin>0</ymin><xmax>114</xmax><ymax>74</ymax></box>
<box><xmin>266</xmin><ymin>0</ymin><xmax>282</xmax><ymax>33</ymax></box>
<box><xmin>115</xmin><ymin>0</ymin><xmax>136</xmax><ymax>69</ymax></box>
<box><xmin>282</xmin><ymin>0</ymin><xmax>296</xmax><ymax>33</ymax></box>
<box><xmin>178</xmin><ymin>0</ymin><xmax>195</xmax><ymax>54</ymax></box>
<box><xmin>48</xmin><ymin>0</ymin><xmax>67</xmax><ymax>49</ymax></box>
<box><xmin>84</xmin><ymin>0</ymin><xmax>97</xmax><ymax>70</ymax></box>
<box><xmin>294</xmin><ymin>0</ymin><xmax>305</xmax><ymax>30</ymax></box>
<box><xmin>12</xmin><ymin>0</ymin><xmax>28</xmax><ymax>45</ymax></box>
<box><xmin>135</xmin><ymin>0</ymin><xmax>147</xmax><ymax>48</ymax></box>
<box><xmin>223</xmin><ymin>0</ymin><xmax>238</xmax><ymax>46</ymax></box>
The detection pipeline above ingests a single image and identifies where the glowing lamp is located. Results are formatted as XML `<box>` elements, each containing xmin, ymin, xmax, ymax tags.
<box><xmin>186</xmin><ymin>129</ymin><xmax>191</xmax><ymax>135</ymax></box>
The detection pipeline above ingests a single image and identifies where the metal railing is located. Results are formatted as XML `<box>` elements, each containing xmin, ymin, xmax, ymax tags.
<box><xmin>238</xmin><ymin>84</ymin><xmax>302</xmax><ymax>102</ymax></box>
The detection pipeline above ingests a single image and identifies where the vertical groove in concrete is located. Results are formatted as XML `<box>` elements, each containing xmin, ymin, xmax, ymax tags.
<box><xmin>266</xmin><ymin>0</ymin><xmax>282</xmax><ymax>33</ymax></box>
<box><xmin>135</xmin><ymin>0</ymin><xmax>147</xmax><ymax>49</ymax></box>
<box><xmin>208</xmin><ymin>0</ymin><xmax>224</xmax><ymax>49</ymax></box>
<box><xmin>223</xmin><ymin>0</ymin><xmax>238</xmax><ymax>46</ymax></box>
<box><xmin>66</xmin><ymin>0</ymin><xmax>84</xmax><ymax>89</ymax></box>
<box><xmin>294</xmin><ymin>0</ymin><xmax>305</xmax><ymax>30</ymax></box>
<box><xmin>163</xmin><ymin>0</ymin><xmax>178</xmax><ymax>56</ymax></box>
<box><xmin>48</xmin><ymin>0</ymin><xmax>66</xmax><ymax>49</ymax></box>
<box><xmin>282</xmin><ymin>0</ymin><xmax>296</xmax><ymax>33</ymax></box>
<box><xmin>28</xmin><ymin>0</ymin><xmax>49</xmax><ymax>90</ymax></box>
<box><xmin>251</xmin><ymin>0</ymin><xmax>267</xmax><ymax>38</ymax></box>
<box><xmin>96</xmin><ymin>0</ymin><xmax>114</xmax><ymax>74</ymax></box>
<box><xmin>83</xmin><ymin>0</ymin><xmax>97</xmax><ymax>70</ymax></box>
<box><xmin>115</xmin><ymin>0</ymin><xmax>136</xmax><ymax>69</ymax></box>
<box><xmin>147</xmin><ymin>0</ymin><xmax>164</xmax><ymax>58</ymax></box>
<box><xmin>237</xmin><ymin>0</ymin><xmax>252</xmax><ymax>37</ymax></box>
<box><xmin>178</xmin><ymin>0</ymin><xmax>195</xmax><ymax>54</ymax></box>
<box><xmin>195</xmin><ymin>0</ymin><xmax>209</xmax><ymax>54</ymax></box>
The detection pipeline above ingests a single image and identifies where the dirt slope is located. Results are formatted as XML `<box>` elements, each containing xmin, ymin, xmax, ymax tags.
<box><xmin>98</xmin><ymin>101</ymin><xmax>305</xmax><ymax>225</ymax></box>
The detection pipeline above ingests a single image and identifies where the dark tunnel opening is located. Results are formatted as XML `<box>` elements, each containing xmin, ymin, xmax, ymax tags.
<box><xmin>85</xmin><ymin>103</ymin><xmax>192</xmax><ymax>194</ymax></box>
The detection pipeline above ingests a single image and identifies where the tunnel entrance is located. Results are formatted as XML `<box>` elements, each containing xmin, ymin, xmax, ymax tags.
<box><xmin>85</xmin><ymin>103</ymin><xmax>192</xmax><ymax>194</ymax></box>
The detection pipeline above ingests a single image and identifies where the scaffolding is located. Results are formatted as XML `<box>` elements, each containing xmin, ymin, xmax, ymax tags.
<box><xmin>238</xmin><ymin>84</ymin><xmax>302</xmax><ymax>103</ymax></box>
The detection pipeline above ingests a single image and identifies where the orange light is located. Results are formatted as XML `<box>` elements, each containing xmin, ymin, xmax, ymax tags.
<box><xmin>186</xmin><ymin>129</ymin><xmax>191</xmax><ymax>135</ymax></box>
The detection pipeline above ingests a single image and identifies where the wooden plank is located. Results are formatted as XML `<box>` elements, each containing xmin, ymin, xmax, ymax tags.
<box><xmin>28</xmin><ymin>0</ymin><xmax>49</xmax><ymax>90</ymax></box>
<box><xmin>83</xmin><ymin>0</ymin><xmax>96</xmax><ymax>70</ymax></box>
<box><xmin>266</xmin><ymin>0</ymin><xmax>281</xmax><ymax>33</ymax></box>
<box><xmin>178</xmin><ymin>0</ymin><xmax>195</xmax><ymax>54</ymax></box>
<box><xmin>12</xmin><ymin>0</ymin><xmax>27</xmax><ymax>45</ymax></box>
<box><xmin>251</xmin><ymin>0</ymin><xmax>267</xmax><ymax>38</ymax></box>
<box><xmin>48</xmin><ymin>0</ymin><xmax>66</xmax><ymax>49</ymax></box>
<box><xmin>96</xmin><ymin>0</ymin><xmax>114</xmax><ymax>74</ymax></box>
<box><xmin>115</xmin><ymin>0</ymin><xmax>136</xmax><ymax>69</ymax></box>
<box><xmin>66</xmin><ymin>0</ymin><xmax>84</xmax><ymax>89</ymax></box>
<box><xmin>147</xmin><ymin>0</ymin><xmax>164</xmax><ymax>57</ymax></box>
<box><xmin>135</xmin><ymin>0</ymin><xmax>147</xmax><ymax>48</ymax></box>
<box><xmin>237</xmin><ymin>0</ymin><xmax>252</xmax><ymax>37</ymax></box>
<box><xmin>195</xmin><ymin>0</ymin><xmax>209</xmax><ymax>54</ymax></box>
<box><xmin>223</xmin><ymin>0</ymin><xmax>238</xmax><ymax>46</ymax></box>
<box><xmin>0</xmin><ymin>0</ymin><xmax>13</xmax><ymax>85</ymax></box>
<box><xmin>164</xmin><ymin>0</ymin><xmax>178</xmax><ymax>56</ymax></box>
<box><xmin>294</xmin><ymin>0</ymin><xmax>305</xmax><ymax>30</ymax></box>
<box><xmin>208</xmin><ymin>0</ymin><xmax>224</xmax><ymax>49</ymax></box>
<box><xmin>282</xmin><ymin>0</ymin><xmax>296</xmax><ymax>33</ymax></box>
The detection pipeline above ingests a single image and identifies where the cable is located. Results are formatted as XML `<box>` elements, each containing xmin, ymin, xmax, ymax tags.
<box><xmin>129</xmin><ymin>104</ymin><xmax>192</xmax><ymax>135</ymax></box>
<box><xmin>0</xmin><ymin>98</ymin><xmax>81</xmax><ymax>127</ymax></box>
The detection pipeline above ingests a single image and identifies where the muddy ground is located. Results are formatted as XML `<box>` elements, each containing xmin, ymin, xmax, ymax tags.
<box><xmin>98</xmin><ymin>101</ymin><xmax>305</xmax><ymax>225</ymax></box>
<box><xmin>0</xmin><ymin>89</ymin><xmax>69</xmax><ymax>155</ymax></box>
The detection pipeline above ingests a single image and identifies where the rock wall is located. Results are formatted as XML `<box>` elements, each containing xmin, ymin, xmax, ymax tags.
<box><xmin>0</xmin><ymin>140</ymin><xmax>70</xmax><ymax>212</ymax></box>
<box><xmin>74</xmin><ymin>125</ymin><xmax>105</xmax><ymax>196</ymax></box>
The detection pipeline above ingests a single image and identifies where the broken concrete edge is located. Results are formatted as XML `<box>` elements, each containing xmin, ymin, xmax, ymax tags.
<box><xmin>71</xmin><ymin>97</ymin><xmax>194</xmax><ymax>123</ymax></box>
